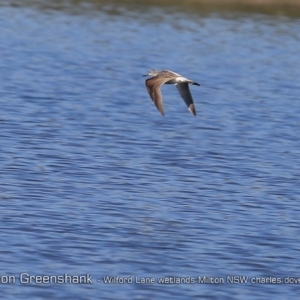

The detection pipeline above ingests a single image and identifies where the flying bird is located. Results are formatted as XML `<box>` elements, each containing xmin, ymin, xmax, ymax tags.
<box><xmin>143</xmin><ymin>69</ymin><xmax>200</xmax><ymax>116</ymax></box>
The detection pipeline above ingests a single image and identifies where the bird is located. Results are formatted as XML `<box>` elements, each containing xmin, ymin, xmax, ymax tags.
<box><xmin>143</xmin><ymin>69</ymin><xmax>200</xmax><ymax>116</ymax></box>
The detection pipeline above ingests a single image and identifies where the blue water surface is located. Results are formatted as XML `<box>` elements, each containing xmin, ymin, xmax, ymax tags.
<box><xmin>0</xmin><ymin>1</ymin><xmax>300</xmax><ymax>299</ymax></box>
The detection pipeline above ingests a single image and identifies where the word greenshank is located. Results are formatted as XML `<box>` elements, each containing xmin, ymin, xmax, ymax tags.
<box><xmin>143</xmin><ymin>69</ymin><xmax>200</xmax><ymax>116</ymax></box>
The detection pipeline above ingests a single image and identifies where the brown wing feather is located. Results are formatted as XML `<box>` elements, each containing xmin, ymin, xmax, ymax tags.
<box><xmin>145</xmin><ymin>77</ymin><xmax>171</xmax><ymax>116</ymax></box>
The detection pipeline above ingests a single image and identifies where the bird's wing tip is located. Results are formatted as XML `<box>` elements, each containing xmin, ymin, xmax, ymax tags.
<box><xmin>188</xmin><ymin>104</ymin><xmax>196</xmax><ymax>116</ymax></box>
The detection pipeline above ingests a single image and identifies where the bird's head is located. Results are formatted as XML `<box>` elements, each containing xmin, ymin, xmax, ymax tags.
<box><xmin>143</xmin><ymin>69</ymin><xmax>159</xmax><ymax>77</ymax></box>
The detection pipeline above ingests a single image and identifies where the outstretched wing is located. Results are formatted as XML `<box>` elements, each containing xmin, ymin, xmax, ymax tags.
<box><xmin>145</xmin><ymin>77</ymin><xmax>171</xmax><ymax>116</ymax></box>
<box><xmin>176</xmin><ymin>83</ymin><xmax>197</xmax><ymax>116</ymax></box>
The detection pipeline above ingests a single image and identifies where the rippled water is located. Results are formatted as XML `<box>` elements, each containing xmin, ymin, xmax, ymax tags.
<box><xmin>0</xmin><ymin>1</ymin><xmax>300</xmax><ymax>299</ymax></box>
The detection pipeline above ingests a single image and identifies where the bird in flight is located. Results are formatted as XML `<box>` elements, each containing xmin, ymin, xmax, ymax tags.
<box><xmin>143</xmin><ymin>69</ymin><xmax>200</xmax><ymax>116</ymax></box>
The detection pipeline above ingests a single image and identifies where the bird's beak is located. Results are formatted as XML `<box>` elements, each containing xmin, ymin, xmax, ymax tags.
<box><xmin>142</xmin><ymin>74</ymin><xmax>148</xmax><ymax>77</ymax></box>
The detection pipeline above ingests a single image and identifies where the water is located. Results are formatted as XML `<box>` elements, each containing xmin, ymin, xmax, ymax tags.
<box><xmin>0</xmin><ymin>1</ymin><xmax>300</xmax><ymax>299</ymax></box>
